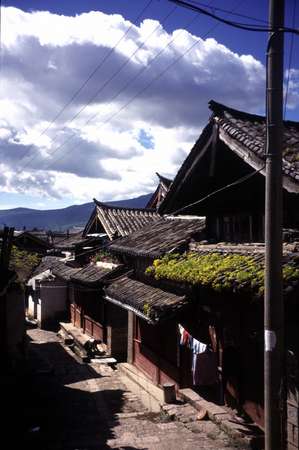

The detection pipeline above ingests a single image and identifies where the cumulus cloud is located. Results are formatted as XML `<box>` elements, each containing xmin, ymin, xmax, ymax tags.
<box><xmin>0</xmin><ymin>164</ymin><xmax>62</xmax><ymax>199</ymax></box>
<box><xmin>1</xmin><ymin>5</ymin><xmax>296</xmax><ymax>204</ymax></box>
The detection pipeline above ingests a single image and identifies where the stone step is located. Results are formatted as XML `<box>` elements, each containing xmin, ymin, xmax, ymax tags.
<box><xmin>178</xmin><ymin>388</ymin><xmax>264</xmax><ymax>449</ymax></box>
<box><xmin>60</xmin><ymin>322</ymin><xmax>90</xmax><ymax>349</ymax></box>
<box><xmin>90</xmin><ymin>357</ymin><xmax>117</xmax><ymax>365</ymax></box>
<box><xmin>71</xmin><ymin>343</ymin><xmax>90</xmax><ymax>363</ymax></box>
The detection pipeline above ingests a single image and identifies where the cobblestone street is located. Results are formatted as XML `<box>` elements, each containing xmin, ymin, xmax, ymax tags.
<box><xmin>20</xmin><ymin>328</ymin><xmax>238</xmax><ymax>450</ymax></box>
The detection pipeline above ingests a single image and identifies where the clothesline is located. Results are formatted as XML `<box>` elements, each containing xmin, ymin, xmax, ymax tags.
<box><xmin>178</xmin><ymin>324</ymin><xmax>218</xmax><ymax>386</ymax></box>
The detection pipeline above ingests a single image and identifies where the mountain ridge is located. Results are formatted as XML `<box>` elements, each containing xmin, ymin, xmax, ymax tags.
<box><xmin>0</xmin><ymin>193</ymin><xmax>153</xmax><ymax>230</ymax></box>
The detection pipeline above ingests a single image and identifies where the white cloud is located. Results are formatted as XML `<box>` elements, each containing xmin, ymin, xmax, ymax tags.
<box><xmin>1</xmin><ymin>5</ymin><xmax>295</xmax><ymax>204</ymax></box>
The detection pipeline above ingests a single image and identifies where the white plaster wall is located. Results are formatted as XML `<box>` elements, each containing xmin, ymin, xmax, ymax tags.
<box><xmin>27</xmin><ymin>294</ymin><xmax>35</xmax><ymax>319</ymax></box>
<box><xmin>39</xmin><ymin>280</ymin><xmax>68</xmax><ymax>327</ymax></box>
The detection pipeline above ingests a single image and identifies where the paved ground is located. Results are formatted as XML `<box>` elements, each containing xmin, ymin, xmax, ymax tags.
<box><xmin>14</xmin><ymin>328</ymin><xmax>238</xmax><ymax>450</ymax></box>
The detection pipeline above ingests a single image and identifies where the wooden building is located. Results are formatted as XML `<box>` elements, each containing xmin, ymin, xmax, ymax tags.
<box><xmin>105</xmin><ymin>273</ymin><xmax>190</xmax><ymax>388</ymax></box>
<box><xmin>58</xmin><ymin>200</ymin><xmax>161</xmax><ymax>360</ymax></box>
<box><xmin>52</xmin><ymin>232</ymin><xmax>102</xmax><ymax>264</ymax></box>
<box><xmin>155</xmin><ymin>100</ymin><xmax>299</xmax><ymax>447</ymax></box>
<box><xmin>27</xmin><ymin>257</ymin><xmax>79</xmax><ymax>329</ymax></box>
<box><xmin>69</xmin><ymin>263</ymin><xmax>127</xmax><ymax>359</ymax></box>
<box><xmin>142</xmin><ymin>240</ymin><xmax>299</xmax><ymax>429</ymax></box>
<box><xmin>146</xmin><ymin>173</ymin><xmax>172</xmax><ymax>210</ymax></box>
<box><xmin>91</xmin><ymin>100</ymin><xmax>299</xmax><ymax>446</ymax></box>
<box><xmin>104</xmin><ymin>216</ymin><xmax>205</xmax><ymax>388</ymax></box>
<box><xmin>159</xmin><ymin>100</ymin><xmax>299</xmax><ymax>242</ymax></box>
<box><xmin>83</xmin><ymin>199</ymin><xmax>160</xmax><ymax>240</ymax></box>
<box><xmin>13</xmin><ymin>230</ymin><xmax>52</xmax><ymax>255</ymax></box>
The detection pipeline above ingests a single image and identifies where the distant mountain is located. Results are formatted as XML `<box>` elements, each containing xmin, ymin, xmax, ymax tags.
<box><xmin>0</xmin><ymin>193</ymin><xmax>153</xmax><ymax>230</ymax></box>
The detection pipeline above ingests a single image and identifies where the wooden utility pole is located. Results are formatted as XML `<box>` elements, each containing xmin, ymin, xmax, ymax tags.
<box><xmin>264</xmin><ymin>1</ymin><xmax>285</xmax><ymax>449</ymax></box>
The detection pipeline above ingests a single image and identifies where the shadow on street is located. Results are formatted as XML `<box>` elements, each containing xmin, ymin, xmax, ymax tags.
<box><xmin>2</xmin><ymin>337</ymin><xmax>145</xmax><ymax>450</ymax></box>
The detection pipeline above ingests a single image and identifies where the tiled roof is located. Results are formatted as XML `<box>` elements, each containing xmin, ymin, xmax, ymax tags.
<box><xmin>160</xmin><ymin>101</ymin><xmax>299</xmax><ymax>214</ymax></box>
<box><xmin>209</xmin><ymin>100</ymin><xmax>299</xmax><ymax>193</ymax></box>
<box><xmin>53</xmin><ymin>232</ymin><xmax>95</xmax><ymax>249</ymax></box>
<box><xmin>158</xmin><ymin>122</ymin><xmax>214</xmax><ymax>214</ymax></box>
<box><xmin>31</xmin><ymin>256</ymin><xmax>63</xmax><ymax>277</ymax></box>
<box><xmin>31</xmin><ymin>256</ymin><xmax>79</xmax><ymax>281</ymax></box>
<box><xmin>189</xmin><ymin>241</ymin><xmax>299</xmax><ymax>261</ymax></box>
<box><xmin>84</xmin><ymin>199</ymin><xmax>160</xmax><ymax>240</ymax></box>
<box><xmin>14</xmin><ymin>231</ymin><xmax>52</xmax><ymax>249</ymax></box>
<box><xmin>109</xmin><ymin>216</ymin><xmax>205</xmax><ymax>258</ymax></box>
<box><xmin>105</xmin><ymin>274</ymin><xmax>187</xmax><ymax>323</ymax></box>
<box><xmin>51</xmin><ymin>264</ymin><xmax>80</xmax><ymax>281</ymax></box>
<box><xmin>71</xmin><ymin>264</ymin><xmax>112</xmax><ymax>285</ymax></box>
<box><xmin>188</xmin><ymin>241</ymin><xmax>299</xmax><ymax>296</ymax></box>
<box><xmin>157</xmin><ymin>173</ymin><xmax>172</xmax><ymax>188</ymax></box>
<box><xmin>146</xmin><ymin>172</ymin><xmax>173</xmax><ymax>209</ymax></box>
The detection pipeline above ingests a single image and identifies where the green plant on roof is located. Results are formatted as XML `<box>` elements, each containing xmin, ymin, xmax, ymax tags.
<box><xmin>143</xmin><ymin>302</ymin><xmax>151</xmax><ymax>317</ymax></box>
<box><xmin>145</xmin><ymin>252</ymin><xmax>299</xmax><ymax>297</ymax></box>
<box><xmin>92</xmin><ymin>249</ymin><xmax>118</xmax><ymax>264</ymax></box>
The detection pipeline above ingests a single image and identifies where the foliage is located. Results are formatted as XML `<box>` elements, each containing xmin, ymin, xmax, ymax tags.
<box><xmin>9</xmin><ymin>245</ymin><xmax>41</xmax><ymax>283</ymax></box>
<box><xmin>143</xmin><ymin>302</ymin><xmax>151</xmax><ymax>317</ymax></box>
<box><xmin>145</xmin><ymin>252</ymin><xmax>299</xmax><ymax>297</ymax></box>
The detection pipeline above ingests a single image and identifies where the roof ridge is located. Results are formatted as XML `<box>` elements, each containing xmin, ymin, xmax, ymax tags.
<box><xmin>93</xmin><ymin>198</ymin><xmax>159</xmax><ymax>213</ymax></box>
<box><xmin>209</xmin><ymin>99</ymin><xmax>299</xmax><ymax>128</ymax></box>
<box><xmin>155</xmin><ymin>172</ymin><xmax>172</xmax><ymax>185</ymax></box>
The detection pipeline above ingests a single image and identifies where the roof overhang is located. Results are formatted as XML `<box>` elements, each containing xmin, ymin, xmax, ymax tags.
<box><xmin>218</xmin><ymin>125</ymin><xmax>299</xmax><ymax>194</ymax></box>
<box><xmin>104</xmin><ymin>274</ymin><xmax>188</xmax><ymax>324</ymax></box>
<box><xmin>104</xmin><ymin>294</ymin><xmax>156</xmax><ymax>324</ymax></box>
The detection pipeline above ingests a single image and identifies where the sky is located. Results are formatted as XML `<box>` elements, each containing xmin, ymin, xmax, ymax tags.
<box><xmin>0</xmin><ymin>0</ymin><xmax>298</xmax><ymax>210</ymax></box>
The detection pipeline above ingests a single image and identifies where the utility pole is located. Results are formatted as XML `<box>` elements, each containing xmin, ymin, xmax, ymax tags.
<box><xmin>264</xmin><ymin>0</ymin><xmax>285</xmax><ymax>449</ymax></box>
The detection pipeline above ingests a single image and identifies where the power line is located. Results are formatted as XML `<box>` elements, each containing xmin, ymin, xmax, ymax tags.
<box><xmin>33</xmin><ymin>6</ymin><xmax>202</xmax><ymax>169</ymax></box>
<box><xmin>36</xmin><ymin>0</ymin><xmax>243</xmax><ymax>173</ymax></box>
<box><xmin>16</xmin><ymin>0</ymin><xmax>155</xmax><ymax>172</ymax></box>
<box><xmin>18</xmin><ymin>1</ymin><xmax>177</xmax><ymax>173</ymax></box>
<box><xmin>284</xmin><ymin>0</ymin><xmax>296</xmax><ymax>119</ymax></box>
<box><xmin>190</xmin><ymin>0</ymin><xmax>268</xmax><ymax>24</ymax></box>
<box><xmin>170</xmin><ymin>165</ymin><xmax>266</xmax><ymax>216</ymax></box>
<box><xmin>52</xmin><ymin>174</ymin><xmax>266</xmax><ymax>258</ymax></box>
<box><xmin>47</xmin><ymin>3</ymin><xmax>177</xmax><ymax>146</ymax></box>
<box><xmin>168</xmin><ymin>0</ymin><xmax>299</xmax><ymax>34</ymax></box>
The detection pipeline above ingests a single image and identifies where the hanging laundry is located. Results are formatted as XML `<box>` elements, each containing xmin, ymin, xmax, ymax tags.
<box><xmin>178</xmin><ymin>324</ymin><xmax>218</xmax><ymax>386</ymax></box>
<box><xmin>192</xmin><ymin>338</ymin><xmax>207</xmax><ymax>356</ymax></box>
<box><xmin>191</xmin><ymin>338</ymin><xmax>208</xmax><ymax>385</ymax></box>
<box><xmin>178</xmin><ymin>324</ymin><xmax>191</xmax><ymax>346</ymax></box>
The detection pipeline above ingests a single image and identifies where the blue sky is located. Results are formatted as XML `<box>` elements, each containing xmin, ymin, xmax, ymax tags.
<box><xmin>0</xmin><ymin>0</ymin><xmax>298</xmax><ymax>210</ymax></box>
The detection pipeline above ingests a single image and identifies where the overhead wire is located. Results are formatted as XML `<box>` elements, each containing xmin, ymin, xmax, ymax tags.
<box><xmin>170</xmin><ymin>165</ymin><xmax>266</xmax><ymax>216</ymax></box>
<box><xmin>47</xmin><ymin>167</ymin><xmax>263</xmax><ymax>259</ymax></box>
<box><xmin>18</xmin><ymin>1</ymin><xmax>177</xmax><ymax>173</ymax></box>
<box><xmin>189</xmin><ymin>0</ymin><xmax>268</xmax><ymax>24</ymax></box>
<box><xmin>15</xmin><ymin>0</ymin><xmax>155</xmax><ymax>172</ymax></box>
<box><xmin>11</xmin><ymin>2</ymin><xmax>297</xmax><ymax>251</ymax></box>
<box><xmin>30</xmin><ymin>4</ymin><xmax>204</xmax><ymax>170</ymax></box>
<box><xmin>54</xmin><ymin>169</ymin><xmax>266</xmax><ymax>257</ymax></box>
<box><xmin>35</xmin><ymin>0</ymin><xmax>244</xmax><ymax>172</ymax></box>
<box><xmin>167</xmin><ymin>0</ymin><xmax>299</xmax><ymax>34</ymax></box>
<box><xmin>168</xmin><ymin>0</ymin><xmax>299</xmax><ymax>217</ymax></box>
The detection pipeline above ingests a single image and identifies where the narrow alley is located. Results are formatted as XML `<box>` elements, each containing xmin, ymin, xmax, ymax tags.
<box><xmin>13</xmin><ymin>328</ymin><xmax>239</xmax><ymax>450</ymax></box>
